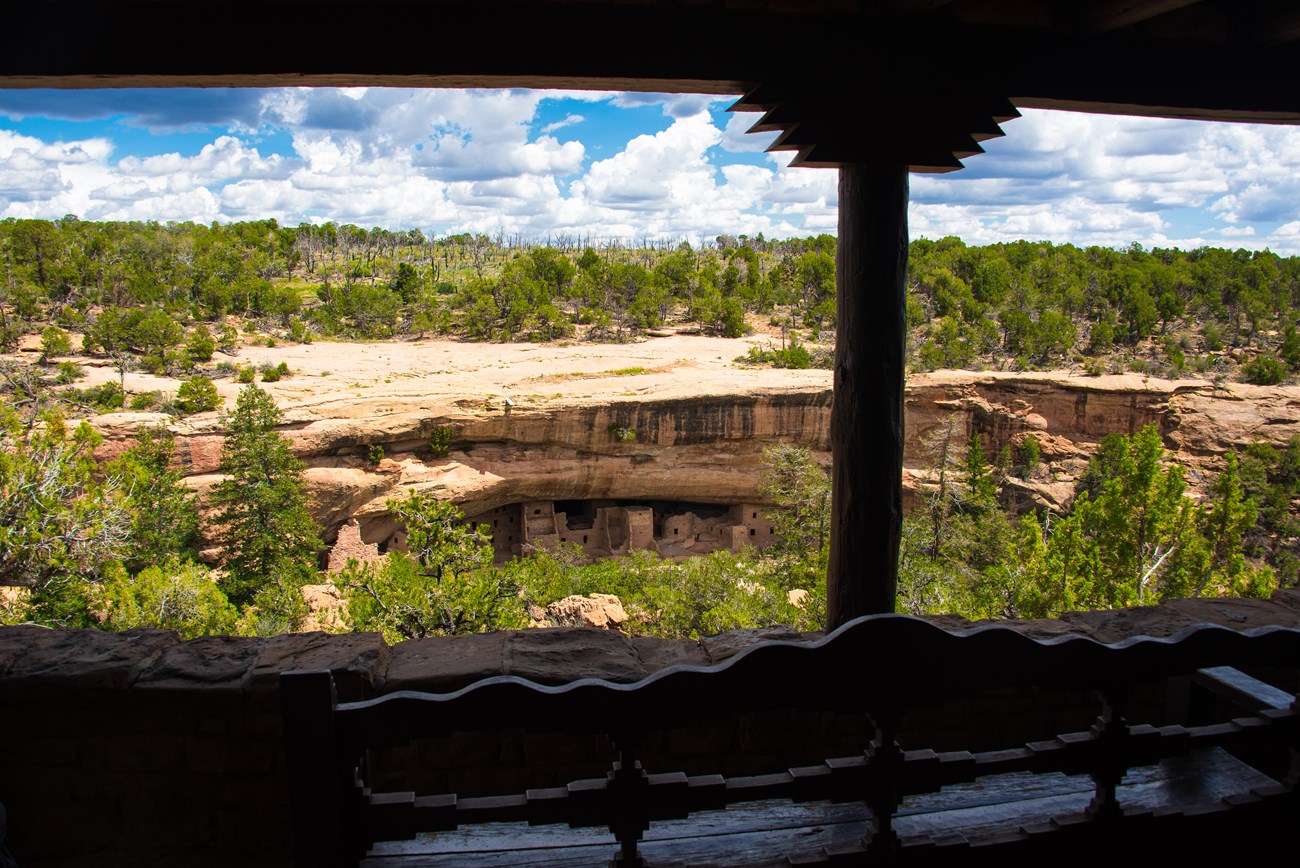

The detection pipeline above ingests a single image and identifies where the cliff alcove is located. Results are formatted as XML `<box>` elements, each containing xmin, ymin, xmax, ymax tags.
<box><xmin>68</xmin><ymin>336</ymin><xmax>1300</xmax><ymax>553</ymax></box>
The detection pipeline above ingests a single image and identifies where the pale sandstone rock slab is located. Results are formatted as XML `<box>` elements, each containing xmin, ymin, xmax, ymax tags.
<box><xmin>504</xmin><ymin>628</ymin><xmax>644</xmax><ymax>684</ymax></box>
<box><xmin>185</xmin><ymin>434</ymin><xmax>225</xmax><ymax>473</ymax></box>
<box><xmin>383</xmin><ymin>632</ymin><xmax>509</xmax><ymax>693</ymax></box>
<box><xmin>303</xmin><ymin>463</ymin><xmax>400</xmax><ymax>537</ymax></box>
<box><xmin>301</xmin><ymin>583</ymin><xmax>348</xmax><ymax>633</ymax></box>
<box><xmin>545</xmin><ymin>593</ymin><xmax>628</xmax><ymax>629</ymax></box>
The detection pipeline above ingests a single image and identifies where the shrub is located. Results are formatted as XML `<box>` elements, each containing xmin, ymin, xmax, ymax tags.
<box><xmin>71</xmin><ymin>381</ymin><xmax>124</xmax><ymax>411</ymax></box>
<box><xmin>368</xmin><ymin>444</ymin><xmax>385</xmax><ymax>465</ymax></box>
<box><xmin>288</xmin><ymin>317</ymin><xmax>314</xmax><ymax>344</ymax></box>
<box><xmin>97</xmin><ymin>559</ymin><xmax>237</xmax><ymax>639</ymax></box>
<box><xmin>1241</xmin><ymin>353</ymin><xmax>1286</xmax><ymax>386</ymax></box>
<box><xmin>174</xmin><ymin>375</ymin><xmax>222</xmax><ymax>415</ymax></box>
<box><xmin>40</xmin><ymin>325</ymin><xmax>72</xmax><ymax>362</ymax></box>
<box><xmin>737</xmin><ymin>337</ymin><xmax>812</xmax><ymax>370</ymax></box>
<box><xmin>1163</xmin><ymin>337</ymin><xmax>1185</xmax><ymax>377</ymax></box>
<box><xmin>256</xmin><ymin>361</ymin><xmax>288</xmax><ymax>383</ymax></box>
<box><xmin>54</xmin><ymin>361</ymin><xmax>84</xmax><ymax>385</ymax></box>
<box><xmin>236</xmin><ymin>366</ymin><xmax>256</xmax><ymax>384</ymax></box>
<box><xmin>429</xmin><ymin>426</ymin><xmax>453</xmax><ymax>458</ymax></box>
<box><xmin>1280</xmin><ymin>325</ymin><xmax>1300</xmax><ymax>371</ymax></box>
<box><xmin>1202</xmin><ymin>322</ymin><xmax>1224</xmax><ymax>352</ymax></box>
<box><xmin>186</xmin><ymin>324</ymin><xmax>216</xmax><ymax>362</ymax></box>
<box><xmin>608</xmin><ymin>423</ymin><xmax>636</xmax><ymax>442</ymax></box>
<box><xmin>218</xmin><ymin>324</ymin><xmax>241</xmax><ymax>353</ymax></box>
<box><xmin>1017</xmin><ymin>434</ymin><xmax>1041</xmax><ymax>476</ymax></box>
<box><xmin>129</xmin><ymin>391</ymin><xmax>161</xmax><ymax>411</ymax></box>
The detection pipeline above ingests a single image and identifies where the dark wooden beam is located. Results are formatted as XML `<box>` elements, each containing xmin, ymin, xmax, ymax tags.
<box><xmin>827</xmin><ymin>163</ymin><xmax>909</xmax><ymax>627</ymax></box>
<box><xmin>1080</xmin><ymin>0</ymin><xmax>1207</xmax><ymax>34</ymax></box>
<box><xmin>1258</xmin><ymin>11</ymin><xmax>1300</xmax><ymax>46</ymax></box>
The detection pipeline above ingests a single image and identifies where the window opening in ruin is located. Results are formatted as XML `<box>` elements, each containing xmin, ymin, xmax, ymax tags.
<box><xmin>555</xmin><ymin>499</ymin><xmax>596</xmax><ymax>529</ymax></box>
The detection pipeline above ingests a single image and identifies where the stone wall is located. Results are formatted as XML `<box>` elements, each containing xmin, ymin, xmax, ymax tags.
<box><xmin>324</xmin><ymin>519</ymin><xmax>381</xmax><ymax>573</ymax></box>
<box><xmin>3</xmin><ymin>591</ymin><xmax>1298</xmax><ymax>867</ymax></box>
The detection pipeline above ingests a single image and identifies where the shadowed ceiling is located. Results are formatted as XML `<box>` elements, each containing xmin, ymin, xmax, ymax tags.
<box><xmin>7</xmin><ymin>0</ymin><xmax>1300</xmax><ymax>170</ymax></box>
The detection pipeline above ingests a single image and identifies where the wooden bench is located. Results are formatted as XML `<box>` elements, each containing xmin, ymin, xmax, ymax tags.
<box><xmin>282</xmin><ymin>615</ymin><xmax>1300</xmax><ymax>867</ymax></box>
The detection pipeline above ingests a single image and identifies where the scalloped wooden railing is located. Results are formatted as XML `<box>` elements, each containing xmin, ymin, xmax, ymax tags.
<box><xmin>283</xmin><ymin>615</ymin><xmax>1300</xmax><ymax>867</ymax></box>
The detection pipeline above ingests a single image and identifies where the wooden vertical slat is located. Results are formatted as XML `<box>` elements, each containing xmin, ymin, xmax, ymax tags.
<box><xmin>863</xmin><ymin>708</ymin><xmax>904</xmax><ymax>855</ymax></box>
<box><xmin>608</xmin><ymin>732</ymin><xmax>648</xmax><ymax>866</ymax></box>
<box><xmin>1086</xmin><ymin>688</ymin><xmax>1131</xmax><ymax>821</ymax></box>
<box><xmin>828</xmin><ymin>162</ymin><xmax>910</xmax><ymax>626</ymax></box>
<box><xmin>282</xmin><ymin>669</ymin><xmax>348</xmax><ymax>868</ymax></box>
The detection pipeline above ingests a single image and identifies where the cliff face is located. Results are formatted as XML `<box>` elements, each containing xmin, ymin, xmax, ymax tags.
<box><xmin>87</xmin><ymin>362</ymin><xmax>1300</xmax><ymax>551</ymax></box>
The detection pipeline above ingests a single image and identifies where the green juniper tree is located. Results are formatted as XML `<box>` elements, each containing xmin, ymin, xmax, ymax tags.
<box><xmin>98</xmin><ymin>558</ymin><xmax>238</xmax><ymax>639</ymax></box>
<box><xmin>0</xmin><ymin>403</ymin><xmax>133</xmax><ymax>626</ymax></box>
<box><xmin>210</xmin><ymin>384</ymin><xmax>321</xmax><ymax>606</ymax></box>
<box><xmin>337</xmin><ymin>493</ymin><xmax>524</xmax><ymax>641</ymax></box>
<box><xmin>757</xmin><ymin>444</ymin><xmax>831</xmax><ymax>556</ymax></box>
<box><xmin>107</xmin><ymin>425</ymin><xmax>201</xmax><ymax>573</ymax></box>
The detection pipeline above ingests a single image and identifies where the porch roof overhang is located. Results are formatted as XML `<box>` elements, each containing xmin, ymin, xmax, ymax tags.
<box><xmin>5</xmin><ymin>1</ymin><xmax>1300</xmax><ymax>169</ymax></box>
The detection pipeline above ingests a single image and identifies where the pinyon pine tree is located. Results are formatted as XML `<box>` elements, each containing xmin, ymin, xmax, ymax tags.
<box><xmin>210</xmin><ymin>384</ymin><xmax>320</xmax><ymax>606</ymax></box>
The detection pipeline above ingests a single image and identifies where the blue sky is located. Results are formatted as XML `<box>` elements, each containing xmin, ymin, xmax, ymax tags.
<box><xmin>2</xmin><ymin>88</ymin><xmax>1299</xmax><ymax>253</ymax></box>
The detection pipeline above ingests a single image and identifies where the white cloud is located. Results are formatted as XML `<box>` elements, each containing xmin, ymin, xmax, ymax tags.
<box><xmin>910</xmin><ymin>110</ymin><xmax>1300</xmax><ymax>253</ymax></box>
<box><xmin>609</xmin><ymin>92</ymin><xmax>722</xmax><ymax>119</ymax></box>
<box><xmin>718</xmin><ymin>111</ymin><xmax>777</xmax><ymax>153</ymax></box>
<box><xmin>541</xmin><ymin>114</ymin><xmax>584</xmax><ymax>135</ymax></box>
<box><xmin>3</xmin><ymin>93</ymin><xmax>1300</xmax><ymax>252</ymax></box>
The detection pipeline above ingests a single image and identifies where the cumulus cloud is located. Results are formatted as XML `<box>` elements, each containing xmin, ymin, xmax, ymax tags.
<box><xmin>541</xmin><ymin>114</ymin><xmax>584</xmax><ymax>135</ymax></box>
<box><xmin>719</xmin><ymin>111</ymin><xmax>777</xmax><ymax>153</ymax></box>
<box><xmin>3</xmin><ymin>92</ymin><xmax>1300</xmax><ymax>252</ymax></box>
<box><xmin>0</xmin><ymin>89</ymin><xmax>266</xmax><ymax>130</ymax></box>
<box><xmin>912</xmin><ymin>110</ymin><xmax>1300</xmax><ymax>253</ymax></box>
<box><xmin>609</xmin><ymin>92</ymin><xmax>722</xmax><ymax>119</ymax></box>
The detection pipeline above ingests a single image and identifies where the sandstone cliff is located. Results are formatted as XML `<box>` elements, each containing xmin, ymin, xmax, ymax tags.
<box><xmin>77</xmin><ymin>336</ymin><xmax>1300</xmax><ymax>552</ymax></box>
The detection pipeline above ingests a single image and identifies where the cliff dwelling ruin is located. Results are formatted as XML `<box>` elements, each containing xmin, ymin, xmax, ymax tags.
<box><xmin>329</xmin><ymin>499</ymin><xmax>778</xmax><ymax>570</ymax></box>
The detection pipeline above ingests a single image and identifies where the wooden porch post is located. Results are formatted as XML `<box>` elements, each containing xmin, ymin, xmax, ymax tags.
<box><xmin>827</xmin><ymin>162</ymin><xmax>909</xmax><ymax>628</ymax></box>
